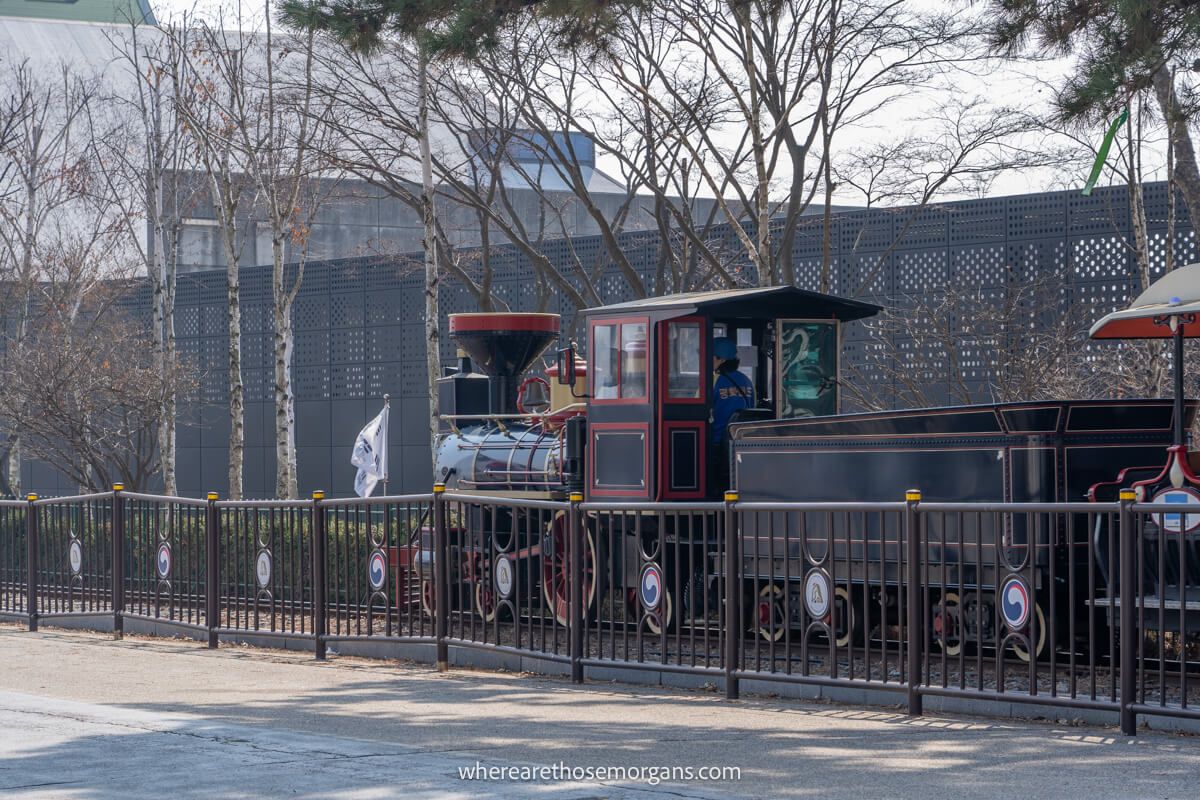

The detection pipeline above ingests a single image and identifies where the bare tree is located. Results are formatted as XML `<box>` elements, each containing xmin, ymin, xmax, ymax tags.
<box><xmin>430</xmin><ymin>5</ymin><xmax>1029</xmax><ymax>302</ymax></box>
<box><xmin>94</xmin><ymin>19</ymin><xmax>203</xmax><ymax>497</ymax></box>
<box><xmin>0</xmin><ymin>60</ymin><xmax>32</xmax><ymax>204</ymax></box>
<box><xmin>599</xmin><ymin>0</ymin><xmax>980</xmax><ymax>289</ymax></box>
<box><xmin>175</xmin><ymin>17</ymin><xmax>262</xmax><ymax>499</ymax></box>
<box><xmin>0</xmin><ymin>56</ymin><xmax>154</xmax><ymax>492</ymax></box>
<box><xmin>431</xmin><ymin>18</ymin><xmax>746</xmax><ymax>300</ymax></box>
<box><xmin>190</xmin><ymin>12</ymin><xmax>342</xmax><ymax>498</ymax></box>
<box><xmin>306</xmin><ymin>40</ymin><xmax>601</xmax><ymax>310</ymax></box>
<box><xmin>0</xmin><ymin>62</ymin><xmax>103</xmax><ymax>495</ymax></box>
<box><xmin>300</xmin><ymin>40</ymin><xmax>544</xmax><ymax>470</ymax></box>
<box><xmin>0</xmin><ymin>279</ymin><xmax>194</xmax><ymax>492</ymax></box>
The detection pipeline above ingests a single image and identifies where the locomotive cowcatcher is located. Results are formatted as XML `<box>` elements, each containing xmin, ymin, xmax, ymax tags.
<box><xmin>425</xmin><ymin>282</ymin><xmax>1197</xmax><ymax>657</ymax></box>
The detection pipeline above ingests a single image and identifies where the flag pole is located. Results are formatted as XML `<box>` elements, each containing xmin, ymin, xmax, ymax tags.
<box><xmin>382</xmin><ymin>394</ymin><xmax>390</xmax><ymax>497</ymax></box>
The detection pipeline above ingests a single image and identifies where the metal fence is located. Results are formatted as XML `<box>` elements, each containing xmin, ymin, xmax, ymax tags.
<box><xmin>3</xmin><ymin>485</ymin><xmax>1199</xmax><ymax>735</ymax></box>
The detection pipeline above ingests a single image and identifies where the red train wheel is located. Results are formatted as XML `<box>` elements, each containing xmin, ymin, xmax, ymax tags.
<box><xmin>474</xmin><ymin>581</ymin><xmax>505</xmax><ymax>623</ymax></box>
<box><xmin>540</xmin><ymin>511</ymin><xmax>598</xmax><ymax>627</ymax></box>
<box><xmin>756</xmin><ymin>584</ymin><xmax>787</xmax><ymax>642</ymax></box>
<box><xmin>932</xmin><ymin>591</ymin><xmax>963</xmax><ymax>657</ymax></box>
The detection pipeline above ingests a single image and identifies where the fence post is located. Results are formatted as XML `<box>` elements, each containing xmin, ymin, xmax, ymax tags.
<box><xmin>1118</xmin><ymin>489</ymin><xmax>1136</xmax><ymax>736</ymax></box>
<box><xmin>25</xmin><ymin>494</ymin><xmax>37</xmax><ymax>632</ymax></box>
<box><xmin>433</xmin><ymin>483</ymin><xmax>449</xmax><ymax>671</ymax></box>
<box><xmin>111</xmin><ymin>484</ymin><xmax>125</xmax><ymax>639</ymax></box>
<box><xmin>312</xmin><ymin>490</ymin><xmax>328</xmax><ymax>661</ymax></box>
<box><xmin>905</xmin><ymin>489</ymin><xmax>923</xmax><ymax>717</ymax></box>
<box><xmin>569</xmin><ymin>491</ymin><xmax>584</xmax><ymax>684</ymax></box>
<box><xmin>723</xmin><ymin>490</ymin><xmax>740</xmax><ymax>701</ymax></box>
<box><xmin>205</xmin><ymin>492</ymin><xmax>219</xmax><ymax>649</ymax></box>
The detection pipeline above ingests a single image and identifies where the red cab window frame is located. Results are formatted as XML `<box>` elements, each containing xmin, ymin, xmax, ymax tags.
<box><xmin>589</xmin><ymin>316</ymin><xmax>650</xmax><ymax>405</ymax></box>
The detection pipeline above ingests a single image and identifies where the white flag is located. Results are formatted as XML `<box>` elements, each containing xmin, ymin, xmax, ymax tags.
<box><xmin>351</xmin><ymin>404</ymin><xmax>389</xmax><ymax>498</ymax></box>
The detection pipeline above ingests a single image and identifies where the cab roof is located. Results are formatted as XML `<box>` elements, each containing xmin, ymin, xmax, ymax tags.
<box><xmin>581</xmin><ymin>286</ymin><xmax>881</xmax><ymax>322</ymax></box>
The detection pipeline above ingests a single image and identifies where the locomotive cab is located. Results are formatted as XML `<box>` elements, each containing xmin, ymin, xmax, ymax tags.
<box><xmin>575</xmin><ymin>287</ymin><xmax>880</xmax><ymax>501</ymax></box>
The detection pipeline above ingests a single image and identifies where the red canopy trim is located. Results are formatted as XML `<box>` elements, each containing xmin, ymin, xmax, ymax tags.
<box><xmin>1090</xmin><ymin>313</ymin><xmax>1200</xmax><ymax>339</ymax></box>
<box><xmin>448</xmin><ymin>313</ymin><xmax>561</xmax><ymax>334</ymax></box>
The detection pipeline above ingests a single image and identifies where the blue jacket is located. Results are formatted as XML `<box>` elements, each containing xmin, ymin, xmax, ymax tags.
<box><xmin>711</xmin><ymin>369</ymin><xmax>754</xmax><ymax>443</ymax></box>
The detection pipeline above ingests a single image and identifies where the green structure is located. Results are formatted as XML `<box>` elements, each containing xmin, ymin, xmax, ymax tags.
<box><xmin>0</xmin><ymin>0</ymin><xmax>154</xmax><ymax>24</ymax></box>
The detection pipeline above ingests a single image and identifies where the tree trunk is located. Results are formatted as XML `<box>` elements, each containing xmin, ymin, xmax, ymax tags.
<box><xmin>159</xmin><ymin>219</ymin><xmax>178</xmax><ymax>497</ymax></box>
<box><xmin>9</xmin><ymin>168</ymin><xmax>38</xmax><ymax>498</ymax></box>
<box><xmin>226</xmin><ymin>243</ymin><xmax>244</xmax><ymax>500</ymax></box>
<box><xmin>146</xmin><ymin>77</ymin><xmax>177</xmax><ymax>498</ymax></box>
<box><xmin>273</xmin><ymin>239</ymin><xmax>298</xmax><ymax>498</ymax></box>
<box><xmin>7</xmin><ymin>438</ymin><xmax>20</xmax><ymax>498</ymax></box>
<box><xmin>1128</xmin><ymin>113</ymin><xmax>1152</xmax><ymax>295</ymax></box>
<box><xmin>150</xmin><ymin>222</ymin><xmax>170</xmax><ymax>495</ymax></box>
<box><xmin>418</xmin><ymin>49</ymin><xmax>441</xmax><ymax>475</ymax></box>
<box><xmin>1127</xmin><ymin>110</ymin><xmax>1167</xmax><ymax>396</ymax></box>
<box><xmin>1152</xmin><ymin>68</ymin><xmax>1200</xmax><ymax>236</ymax></box>
<box><xmin>746</xmin><ymin>48</ymin><xmax>771</xmax><ymax>285</ymax></box>
<box><xmin>161</xmin><ymin>298</ymin><xmax>178</xmax><ymax>496</ymax></box>
<box><xmin>819</xmin><ymin>160</ymin><xmax>835</xmax><ymax>294</ymax></box>
<box><xmin>212</xmin><ymin>169</ymin><xmax>245</xmax><ymax>500</ymax></box>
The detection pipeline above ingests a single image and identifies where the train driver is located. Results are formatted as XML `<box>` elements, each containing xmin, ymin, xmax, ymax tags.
<box><xmin>710</xmin><ymin>336</ymin><xmax>754</xmax><ymax>491</ymax></box>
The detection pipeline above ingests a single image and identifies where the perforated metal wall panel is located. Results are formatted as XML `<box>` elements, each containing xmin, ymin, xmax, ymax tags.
<box><xmin>949</xmin><ymin>199</ymin><xmax>1006</xmax><ymax>244</ymax></box>
<box><xmin>895</xmin><ymin>249</ymin><xmax>947</xmax><ymax>293</ymax></box>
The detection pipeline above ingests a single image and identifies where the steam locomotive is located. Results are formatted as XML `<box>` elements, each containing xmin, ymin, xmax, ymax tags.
<box><xmin>428</xmin><ymin>285</ymin><xmax>1197</xmax><ymax>655</ymax></box>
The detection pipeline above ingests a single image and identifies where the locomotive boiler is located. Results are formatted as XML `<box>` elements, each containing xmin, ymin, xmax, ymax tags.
<box><xmin>434</xmin><ymin>312</ymin><xmax>580</xmax><ymax>496</ymax></box>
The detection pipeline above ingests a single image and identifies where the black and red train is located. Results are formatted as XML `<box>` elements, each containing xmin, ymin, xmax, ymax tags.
<box><xmin>428</xmin><ymin>285</ymin><xmax>1197</xmax><ymax>655</ymax></box>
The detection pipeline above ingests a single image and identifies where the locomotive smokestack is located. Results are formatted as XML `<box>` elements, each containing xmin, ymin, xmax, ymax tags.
<box><xmin>447</xmin><ymin>313</ymin><xmax>560</xmax><ymax>415</ymax></box>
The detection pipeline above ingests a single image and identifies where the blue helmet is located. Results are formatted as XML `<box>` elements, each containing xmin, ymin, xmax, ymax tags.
<box><xmin>713</xmin><ymin>337</ymin><xmax>738</xmax><ymax>361</ymax></box>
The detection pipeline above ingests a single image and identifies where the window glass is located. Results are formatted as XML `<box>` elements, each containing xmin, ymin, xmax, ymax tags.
<box><xmin>620</xmin><ymin>322</ymin><xmax>648</xmax><ymax>398</ymax></box>
<box><xmin>667</xmin><ymin>321</ymin><xmax>702</xmax><ymax>399</ymax></box>
<box><xmin>592</xmin><ymin>324</ymin><xmax>619</xmax><ymax>399</ymax></box>
<box><xmin>777</xmin><ymin>320</ymin><xmax>838</xmax><ymax>417</ymax></box>
<box><xmin>735</xmin><ymin>327</ymin><xmax>755</xmax><ymax>385</ymax></box>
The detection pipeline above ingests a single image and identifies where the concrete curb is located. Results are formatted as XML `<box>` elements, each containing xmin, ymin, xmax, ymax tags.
<box><xmin>8</xmin><ymin>613</ymin><xmax>1199</xmax><ymax>736</ymax></box>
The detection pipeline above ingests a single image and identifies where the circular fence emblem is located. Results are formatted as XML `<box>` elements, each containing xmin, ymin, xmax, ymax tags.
<box><xmin>1153</xmin><ymin>487</ymin><xmax>1200</xmax><ymax>533</ymax></box>
<box><xmin>1000</xmin><ymin>576</ymin><xmax>1031</xmax><ymax>630</ymax></box>
<box><xmin>639</xmin><ymin>564</ymin><xmax>663</xmax><ymax>611</ymax></box>
<box><xmin>255</xmin><ymin>550</ymin><xmax>272</xmax><ymax>589</ymax></box>
<box><xmin>156</xmin><ymin>543</ymin><xmax>172</xmax><ymax>579</ymax></box>
<box><xmin>367</xmin><ymin>550</ymin><xmax>387</xmax><ymax>591</ymax></box>
<box><xmin>68</xmin><ymin>540</ymin><xmax>82</xmax><ymax>575</ymax></box>
<box><xmin>803</xmin><ymin>569</ymin><xmax>831</xmax><ymax>619</ymax></box>
<box><xmin>494</xmin><ymin>555</ymin><xmax>514</xmax><ymax>599</ymax></box>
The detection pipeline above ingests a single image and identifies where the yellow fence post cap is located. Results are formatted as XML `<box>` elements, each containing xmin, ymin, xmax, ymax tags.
<box><xmin>112</xmin><ymin>483</ymin><xmax>124</xmax><ymax>492</ymax></box>
<box><xmin>724</xmin><ymin>491</ymin><xmax>740</xmax><ymax>503</ymax></box>
<box><xmin>905</xmin><ymin>489</ymin><xmax>922</xmax><ymax>502</ymax></box>
<box><xmin>26</xmin><ymin>493</ymin><xmax>37</xmax><ymax>502</ymax></box>
<box><xmin>433</xmin><ymin>483</ymin><xmax>446</xmax><ymax>494</ymax></box>
<box><xmin>312</xmin><ymin>490</ymin><xmax>326</xmax><ymax>500</ymax></box>
<box><xmin>568</xmin><ymin>491</ymin><xmax>584</xmax><ymax>503</ymax></box>
<box><xmin>1119</xmin><ymin>488</ymin><xmax>1137</xmax><ymax>502</ymax></box>
<box><xmin>207</xmin><ymin>492</ymin><xmax>219</xmax><ymax>501</ymax></box>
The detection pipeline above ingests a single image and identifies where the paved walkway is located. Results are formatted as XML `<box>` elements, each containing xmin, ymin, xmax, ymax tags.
<box><xmin>0</xmin><ymin>625</ymin><xmax>1198</xmax><ymax>799</ymax></box>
